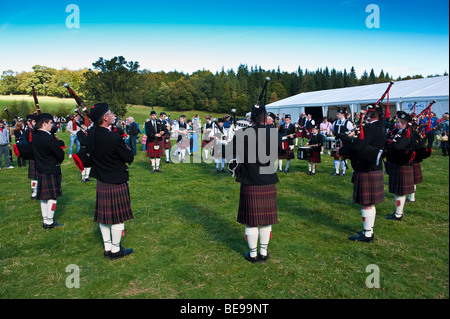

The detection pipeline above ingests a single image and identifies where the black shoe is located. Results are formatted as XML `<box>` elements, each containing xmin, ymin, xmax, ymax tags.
<box><xmin>104</xmin><ymin>250</ymin><xmax>111</xmax><ymax>258</ymax></box>
<box><xmin>406</xmin><ymin>198</ymin><xmax>415</xmax><ymax>203</ymax></box>
<box><xmin>82</xmin><ymin>179</ymin><xmax>86</xmax><ymax>183</ymax></box>
<box><xmin>331</xmin><ymin>172</ymin><xmax>339</xmax><ymax>176</ymax></box>
<box><xmin>386</xmin><ymin>212</ymin><xmax>403</xmax><ymax>221</ymax></box>
<box><xmin>43</xmin><ymin>220</ymin><xmax>64</xmax><ymax>229</ymax></box>
<box><xmin>311</xmin><ymin>172</ymin><xmax>315</xmax><ymax>175</ymax></box>
<box><xmin>307</xmin><ymin>171</ymin><xmax>311</xmax><ymax>175</ymax></box>
<box><xmin>348</xmin><ymin>232</ymin><xmax>374</xmax><ymax>243</ymax></box>
<box><xmin>259</xmin><ymin>253</ymin><xmax>270</xmax><ymax>263</ymax></box>
<box><xmin>340</xmin><ymin>173</ymin><xmax>345</xmax><ymax>177</ymax></box>
<box><xmin>284</xmin><ymin>169</ymin><xmax>289</xmax><ymax>174</ymax></box>
<box><xmin>216</xmin><ymin>169</ymin><xmax>220</xmax><ymax>174</ymax></box>
<box><xmin>244</xmin><ymin>252</ymin><xmax>258</xmax><ymax>263</ymax></box>
<box><xmin>155</xmin><ymin>169</ymin><xmax>162</xmax><ymax>173</ymax></box>
<box><xmin>109</xmin><ymin>247</ymin><xmax>133</xmax><ymax>260</ymax></box>
<box><xmin>151</xmin><ymin>169</ymin><xmax>155</xmax><ymax>173</ymax></box>
<box><xmin>85</xmin><ymin>178</ymin><xmax>93</xmax><ymax>182</ymax></box>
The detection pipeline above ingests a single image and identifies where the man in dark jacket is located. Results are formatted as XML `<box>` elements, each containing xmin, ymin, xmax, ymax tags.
<box><xmin>87</xmin><ymin>103</ymin><xmax>134</xmax><ymax>260</ymax></box>
<box><xmin>338</xmin><ymin>105</ymin><xmax>385</xmax><ymax>243</ymax></box>
<box><xmin>32</xmin><ymin>113</ymin><xmax>65</xmax><ymax>229</ymax></box>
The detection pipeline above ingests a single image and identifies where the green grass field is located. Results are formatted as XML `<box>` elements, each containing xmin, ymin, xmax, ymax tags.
<box><xmin>0</xmin><ymin>96</ymin><xmax>448</xmax><ymax>300</ymax></box>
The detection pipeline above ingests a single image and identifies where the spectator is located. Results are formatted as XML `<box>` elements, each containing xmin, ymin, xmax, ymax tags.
<box><xmin>0</xmin><ymin>120</ymin><xmax>14</xmax><ymax>169</ymax></box>
<box><xmin>67</xmin><ymin>114</ymin><xmax>81</xmax><ymax>158</ymax></box>
<box><xmin>14</xmin><ymin>121</ymin><xmax>27</xmax><ymax>167</ymax></box>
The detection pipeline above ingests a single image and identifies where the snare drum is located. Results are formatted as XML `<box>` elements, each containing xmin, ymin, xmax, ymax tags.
<box><xmin>324</xmin><ymin>137</ymin><xmax>336</xmax><ymax>151</ymax></box>
<box><xmin>297</xmin><ymin>146</ymin><xmax>312</xmax><ymax>160</ymax></box>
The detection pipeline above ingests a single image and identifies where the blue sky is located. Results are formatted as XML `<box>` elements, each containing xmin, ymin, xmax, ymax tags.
<box><xmin>0</xmin><ymin>0</ymin><xmax>448</xmax><ymax>77</ymax></box>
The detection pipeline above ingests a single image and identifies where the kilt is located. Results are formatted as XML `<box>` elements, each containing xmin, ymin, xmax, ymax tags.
<box><xmin>163</xmin><ymin>136</ymin><xmax>171</xmax><ymax>149</ymax></box>
<box><xmin>177</xmin><ymin>136</ymin><xmax>190</xmax><ymax>149</ymax></box>
<box><xmin>309</xmin><ymin>150</ymin><xmax>321</xmax><ymax>163</ymax></box>
<box><xmin>237</xmin><ymin>184</ymin><xmax>278</xmax><ymax>226</ymax></box>
<box><xmin>202</xmin><ymin>138</ymin><xmax>214</xmax><ymax>149</ymax></box>
<box><xmin>279</xmin><ymin>147</ymin><xmax>294</xmax><ymax>160</ymax></box>
<box><xmin>94</xmin><ymin>180</ymin><xmax>133</xmax><ymax>224</ymax></box>
<box><xmin>297</xmin><ymin>128</ymin><xmax>309</xmax><ymax>138</ymax></box>
<box><xmin>351</xmin><ymin>170</ymin><xmax>384</xmax><ymax>205</ymax></box>
<box><xmin>412</xmin><ymin>162</ymin><xmax>423</xmax><ymax>184</ymax></box>
<box><xmin>330</xmin><ymin>151</ymin><xmax>347</xmax><ymax>160</ymax></box>
<box><xmin>147</xmin><ymin>139</ymin><xmax>164</xmax><ymax>158</ymax></box>
<box><xmin>28</xmin><ymin>159</ymin><xmax>38</xmax><ymax>180</ymax></box>
<box><xmin>37</xmin><ymin>172</ymin><xmax>62</xmax><ymax>200</ymax></box>
<box><xmin>388</xmin><ymin>163</ymin><xmax>415</xmax><ymax>195</ymax></box>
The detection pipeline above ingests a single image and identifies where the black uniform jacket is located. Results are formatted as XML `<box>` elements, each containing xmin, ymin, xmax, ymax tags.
<box><xmin>32</xmin><ymin>129</ymin><xmax>65</xmax><ymax>174</ymax></box>
<box><xmin>145</xmin><ymin>119</ymin><xmax>167</xmax><ymax>143</ymax></box>
<box><xmin>87</xmin><ymin>126</ymin><xmax>134</xmax><ymax>184</ymax></box>
<box><xmin>227</xmin><ymin>125</ymin><xmax>282</xmax><ymax>186</ymax></box>
<box><xmin>279</xmin><ymin>123</ymin><xmax>296</xmax><ymax>145</ymax></box>
<box><xmin>383</xmin><ymin>127</ymin><xmax>415</xmax><ymax>165</ymax></box>
<box><xmin>338</xmin><ymin>120</ymin><xmax>385</xmax><ymax>172</ymax></box>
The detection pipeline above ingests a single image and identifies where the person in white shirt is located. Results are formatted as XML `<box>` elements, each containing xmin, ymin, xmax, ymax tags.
<box><xmin>67</xmin><ymin>114</ymin><xmax>81</xmax><ymax>158</ymax></box>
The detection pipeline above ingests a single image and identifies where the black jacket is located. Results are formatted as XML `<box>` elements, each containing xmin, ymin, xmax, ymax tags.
<box><xmin>338</xmin><ymin>120</ymin><xmax>385</xmax><ymax>172</ymax></box>
<box><xmin>279</xmin><ymin>123</ymin><xmax>296</xmax><ymax>145</ymax></box>
<box><xmin>87</xmin><ymin>126</ymin><xmax>134</xmax><ymax>184</ymax></box>
<box><xmin>228</xmin><ymin>125</ymin><xmax>281</xmax><ymax>186</ymax></box>
<box><xmin>145</xmin><ymin>119</ymin><xmax>167</xmax><ymax>143</ymax></box>
<box><xmin>32</xmin><ymin>130</ymin><xmax>65</xmax><ymax>174</ymax></box>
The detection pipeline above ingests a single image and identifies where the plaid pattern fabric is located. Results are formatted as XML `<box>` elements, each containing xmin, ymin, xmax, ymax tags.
<box><xmin>352</xmin><ymin>170</ymin><xmax>384</xmax><ymax>205</ymax></box>
<box><xmin>37</xmin><ymin>173</ymin><xmax>62</xmax><ymax>200</ymax></box>
<box><xmin>279</xmin><ymin>148</ymin><xmax>294</xmax><ymax>160</ymax></box>
<box><xmin>163</xmin><ymin>136</ymin><xmax>171</xmax><ymax>149</ymax></box>
<box><xmin>94</xmin><ymin>180</ymin><xmax>133</xmax><ymax>224</ymax></box>
<box><xmin>309</xmin><ymin>150</ymin><xmax>321</xmax><ymax>163</ymax></box>
<box><xmin>28</xmin><ymin>159</ymin><xmax>38</xmax><ymax>180</ymax></box>
<box><xmin>147</xmin><ymin>139</ymin><xmax>164</xmax><ymax>158</ymax></box>
<box><xmin>237</xmin><ymin>184</ymin><xmax>278</xmax><ymax>227</ymax></box>
<box><xmin>412</xmin><ymin>162</ymin><xmax>423</xmax><ymax>184</ymax></box>
<box><xmin>388</xmin><ymin>163</ymin><xmax>415</xmax><ymax>195</ymax></box>
<box><xmin>297</xmin><ymin>129</ymin><xmax>310</xmax><ymax>138</ymax></box>
<box><xmin>201</xmin><ymin>138</ymin><xmax>213</xmax><ymax>148</ymax></box>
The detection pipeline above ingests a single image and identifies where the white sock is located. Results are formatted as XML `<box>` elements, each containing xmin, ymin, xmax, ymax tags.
<box><xmin>395</xmin><ymin>195</ymin><xmax>406</xmax><ymax>218</ymax></box>
<box><xmin>278</xmin><ymin>160</ymin><xmax>283</xmax><ymax>171</ymax></box>
<box><xmin>308</xmin><ymin>162</ymin><xmax>312</xmax><ymax>172</ymax></box>
<box><xmin>111</xmin><ymin>223</ymin><xmax>124</xmax><ymax>253</ymax></box>
<box><xmin>204</xmin><ymin>149</ymin><xmax>208</xmax><ymax>160</ymax></box>
<box><xmin>221</xmin><ymin>159</ymin><xmax>225</xmax><ymax>169</ymax></box>
<box><xmin>285</xmin><ymin>160</ymin><xmax>291</xmax><ymax>170</ymax></box>
<box><xmin>258</xmin><ymin>225</ymin><xmax>272</xmax><ymax>256</ymax></box>
<box><xmin>82</xmin><ymin>168</ymin><xmax>86</xmax><ymax>181</ymax></box>
<box><xmin>181</xmin><ymin>149</ymin><xmax>186</xmax><ymax>160</ymax></box>
<box><xmin>408</xmin><ymin>185</ymin><xmax>416</xmax><ymax>201</ymax></box>
<box><xmin>40</xmin><ymin>200</ymin><xmax>49</xmax><ymax>224</ymax></box>
<box><xmin>165</xmin><ymin>149</ymin><xmax>170</xmax><ymax>161</ymax></box>
<box><xmin>334</xmin><ymin>160</ymin><xmax>340</xmax><ymax>173</ymax></box>
<box><xmin>155</xmin><ymin>158</ymin><xmax>161</xmax><ymax>170</ymax></box>
<box><xmin>341</xmin><ymin>161</ymin><xmax>346</xmax><ymax>174</ymax></box>
<box><xmin>85</xmin><ymin>167</ymin><xmax>91</xmax><ymax>178</ymax></box>
<box><xmin>245</xmin><ymin>227</ymin><xmax>258</xmax><ymax>258</ymax></box>
<box><xmin>312</xmin><ymin>164</ymin><xmax>316</xmax><ymax>173</ymax></box>
<box><xmin>99</xmin><ymin>223</ymin><xmax>112</xmax><ymax>252</ymax></box>
<box><xmin>31</xmin><ymin>180</ymin><xmax>38</xmax><ymax>197</ymax></box>
<box><xmin>151</xmin><ymin>158</ymin><xmax>155</xmax><ymax>169</ymax></box>
<box><xmin>47</xmin><ymin>199</ymin><xmax>57</xmax><ymax>225</ymax></box>
<box><xmin>362</xmin><ymin>207</ymin><xmax>376</xmax><ymax>237</ymax></box>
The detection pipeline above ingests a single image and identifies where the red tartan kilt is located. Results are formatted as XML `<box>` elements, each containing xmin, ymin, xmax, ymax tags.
<box><xmin>412</xmin><ymin>162</ymin><xmax>423</xmax><ymax>184</ymax></box>
<box><xmin>202</xmin><ymin>138</ymin><xmax>214</xmax><ymax>148</ymax></box>
<box><xmin>309</xmin><ymin>150</ymin><xmax>321</xmax><ymax>163</ymax></box>
<box><xmin>28</xmin><ymin>159</ymin><xmax>38</xmax><ymax>180</ymax></box>
<box><xmin>330</xmin><ymin>151</ymin><xmax>348</xmax><ymax>160</ymax></box>
<box><xmin>237</xmin><ymin>184</ymin><xmax>278</xmax><ymax>226</ymax></box>
<box><xmin>147</xmin><ymin>140</ymin><xmax>164</xmax><ymax>157</ymax></box>
<box><xmin>37</xmin><ymin>173</ymin><xmax>62</xmax><ymax>200</ymax></box>
<box><xmin>388</xmin><ymin>163</ymin><xmax>414</xmax><ymax>195</ymax></box>
<box><xmin>163</xmin><ymin>137</ymin><xmax>171</xmax><ymax>149</ymax></box>
<box><xmin>279</xmin><ymin>148</ymin><xmax>294</xmax><ymax>160</ymax></box>
<box><xmin>352</xmin><ymin>170</ymin><xmax>384</xmax><ymax>205</ymax></box>
<box><xmin>297</xmin><ymin>129</ymin><xmax>309</xmax><ymax>138</ymax></box>
<box><xmin>94</xmin><ymin>181</ymin><xmax>133</xmax><ymax>224</ymax></box>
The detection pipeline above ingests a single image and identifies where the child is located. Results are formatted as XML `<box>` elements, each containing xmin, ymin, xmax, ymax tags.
<box><xmin>306</xmin><ymin>125</ymin><xmax>323</xmax><ymax>175</ymax></box>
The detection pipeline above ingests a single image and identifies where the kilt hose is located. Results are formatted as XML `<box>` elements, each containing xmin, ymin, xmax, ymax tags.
<box><xmin>412</xmin><ymin>162</ymin><xmax>423</xmax><ymax>184</ymax></box>
<box><xmin>237</xmin><ymin>184</ymin><xmax>278</xmax><ymax>227</ymax></box>
<box><xmin>279</xmin><ymin>148</ymin><xmax>294</xmax><ymax>160</ymax></box>
<box><xmin>309</xmin><ymin>150</ymin><xmax>321</xmax><ymax>163</ymax></box>
<box><xmin>146</xmin><ymin>138</ymin><xmax>164</xmax><ymax>158</ymax></box>
<box><xmin>351</xmin><ymin>170</ymin><xmax>384</xmax><ymax>205</ymax></box>
<box><xmin>28</xmin><ymin>159</ymin><xmax>38</xmax><ymax>180</ymax></box>
<box><xmin>94</xmin><ymin>180</ymin><xmax>133</xmax><ymax>224</ymax></box>
<box><xmin>388</xmin><ymin>163</ymin><xmax>415</xmax><ymax>196</ymax></box>
<box><xmin>37</xmin><ymin>172</ymin><xmax>62</xmax><ymax>200</ymax></box>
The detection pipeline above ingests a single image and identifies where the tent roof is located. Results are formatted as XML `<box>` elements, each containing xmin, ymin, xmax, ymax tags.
<box><xmin>267</xmin><ymin>76</ymin><xmax>449</xmax><ymax>108</ymax></box>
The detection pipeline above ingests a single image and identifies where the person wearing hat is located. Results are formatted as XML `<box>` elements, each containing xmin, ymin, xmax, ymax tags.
<box><xmin>87</xmin><ymin>103</ymin><xmax>134</xmax><ymax>260</ymax></box>
<box><xmin>226</xmin><ymin>102</ymin><xmax>281</xmax><ymax>262</ymax></box>
<box><xmin>210</xmin><ymin>117</ymin><xmax>228</xmax><ymax>173</ymax></box>
<box><xmin>175</xmin><ymin>115</ymin><xmax>190</xmax><ymax>162</ymax></box>
<box><xmin>145</xmin><ymin>110</ymin><xmax>167</xmax><ymax>172</ymax></box>
<box><xmin>159</xmin><ymin>112</ymin><xmax>173</xmax><ymax>164</ymax></box>
<box><xmin>384</xmin><ymin>111</ymin><xmax>415</xmax><ymax>221</ymax></box>
<box><xmin>202</xmin><ymin>115</ymin><xmax>216</xmax><ymax>161</ymax></box>
<box><xmin>278</xmin><ymin>114</ymin><xmax>296</xmax><ymax>173</ymax></box>
<box><xmin>331</xmin><ymin>108</ymin><xmax>354</xmax><ymax>176</ymax></box>
<box><xmin>23</xmin><ymin>115</ymin><xmax>39</xmax><ymax>198</ymax></box>
<box><xmin>305</xmin><ymin>125</ymin><xmax>323</xmax><ymax>175</ymax></box>
<box><xmin>337</xmin><ymin>104</ymin><xmax>385</xmax><ymax>243</ymax></box>
<box><xmin>31</xmin><ymin>113</ymin><xmax>65</xmax><ymax>229</ymax></box>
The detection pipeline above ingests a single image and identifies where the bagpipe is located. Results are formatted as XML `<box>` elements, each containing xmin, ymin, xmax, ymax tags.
<box><xmin>408</xmin><ymin>100</ymin><xmax>436</xmax><ymax>162</ymax></box>
<box><xmin>63</xmin><ymin>83</ymin><xmax>92</xmax><ymax>172</ymax></box>
<box><xmin>13</xmin><ymin>85</ymin><xmax>66</xmax><ymax>160</ymax></box>
<box><xmin>228</xmin><ymin>77</ymin><xmax>270</xmax><ymax>177</ymax></box>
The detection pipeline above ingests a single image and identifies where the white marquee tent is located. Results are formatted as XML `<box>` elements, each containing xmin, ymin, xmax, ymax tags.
<box><xmin>264</xmin><ymin>76</ymin><xmax>449</xmax><ymax>122</ymax></box>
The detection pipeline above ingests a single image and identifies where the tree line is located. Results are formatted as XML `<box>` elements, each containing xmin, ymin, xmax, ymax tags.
<box><xmin>0</xmin><ymin>56</ymin><xmax>445</xmax><ymax>118</ymax></box>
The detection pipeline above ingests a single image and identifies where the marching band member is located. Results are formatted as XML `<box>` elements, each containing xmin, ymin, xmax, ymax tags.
<box><xmin>159</xmin><ymin>112</ymin><xmax>173</xmax><ymax>164</ymax></box>
<box><xmin>305</xmin><ymin>125</ymin><xmax>323</xmax><ymax>175</ymax></box>
<box><xmin>384</xmin><ymin>111</ymin><xmax>415</xmax><ymax>221</ymax></box>
<box><xmin>331</xmin><ymin>108</ymin><xmax>353</xmax><ymax>176</ymax></box>
<box><xmin>278</xmin><ymin>114</ymin><xmax>296</xmax><ymax>173</ymax></box>
<box><xmin>32</xmin><ymin>113</ymin><xmax>65</xmax><ymax>229</ymax></box>
<box><xmin>87</xmin><ymin>103</ymin><xmax>134</xmax><ymax>260</ymax></box>
<box><xmin>24</xmin><ymin>115</ymin><xmax>39</xmax><ymax>199</ymax></box>
<box><xmin>76</xmin><ymin>123</ymin><xmax>92</xmax><ymax>182</ymax></box>
<box><xmin>296</xmin><ymin>112</ymin><xmax>307</xmax><ymax>146</ymax></box>
<box><xmin>175</xmin><ymin>115</ymin><xmax>190</xmax><ymax>162</ymax></box>
<box><xmin>211</xmin><ymin>118</ymin><xmax>227</xmax><ymax>173</ymax></box>
<box><xmin>145</xmin><ymin>110</ymin><xmax>167</xmax><ymax>172</ymax></box>
<box><xmin>202</xmin><ymin>115</ymin><xmax>215</xmax><ymax>160</ymax></box>
<box><xmin>338</xmin><ymin>105</ymin><xmax>385</xmax><ymax>243</ymax></box>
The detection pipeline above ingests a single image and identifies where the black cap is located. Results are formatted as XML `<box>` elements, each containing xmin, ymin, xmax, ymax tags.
<box><xmin>337</xmin><ymin>108</ymin><xmax>346</xmax><ymax>114</ymax></box>
<box><xmin>150</xmin><ymin>110</ymin><xmax>157</xmax><ymax>115</ymax></box>
<box><xmin>397</xmin><ymin>111</ymin><xmax>412</xmax><ymax>123</ymax></box>
<box><xmin>90</xmin><ymin>103</ymin><xmax>109</xmax><ymax>124</ymax></box>
<box><xmin>34</xmin><ymin>113</ymin><xmax>53</xmax><ymax>124</ymax></box>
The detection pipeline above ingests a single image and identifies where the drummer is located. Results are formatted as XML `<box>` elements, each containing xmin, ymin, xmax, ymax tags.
<box><xmin>305</xmin><ymin>125</ymin><xmax>323</xmax><ymax>175</ymax></box>
<box><xmin>330</xmin><ymin>109</ymin><xmax>354</xmax><ymax>176</ymax></box>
